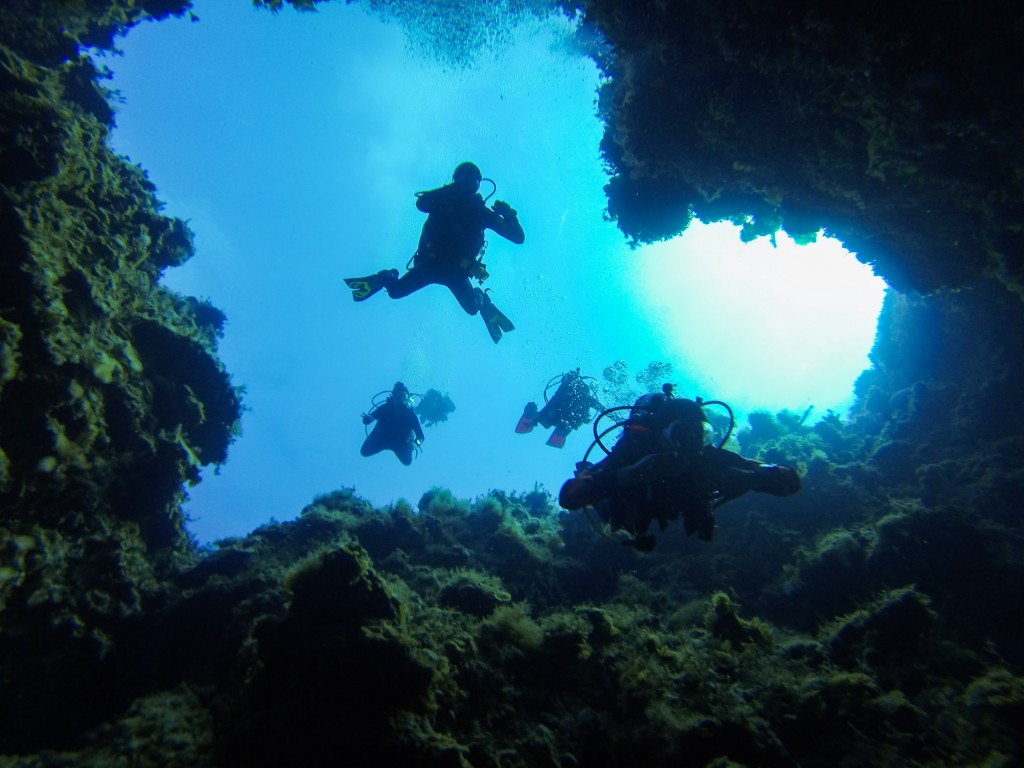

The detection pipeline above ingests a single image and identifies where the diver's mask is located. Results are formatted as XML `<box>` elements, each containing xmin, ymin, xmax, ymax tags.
<box><xmin>663</xmin><ymin>419</ymin><xmax>704</xmax><ymax>454</ymax></box>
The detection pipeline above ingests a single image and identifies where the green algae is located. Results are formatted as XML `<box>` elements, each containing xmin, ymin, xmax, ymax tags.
<box><xmin>1</xmin><ymin>1</ymin><xmax>1024</xmax><ymax>765</ymax></box>
<box><xmin>588</xmin><ymin>0</ymin><xmax>1024</xmax><ymax>295</ymax></box>
<box><xmin>966</xmin><ymin>667</ymin><xmax>1024</xmax><ymax>711</ymax></box>
<box><xmin>438</xmin><ymin>568</ymin><xmax>513</xmax><ymax>617</ymax></box>
<box><xmin>0</xmin><ymin>3</ymin><xmax>243</xmax><ymax>752</ymax></box>
<box><xmin>705</xmin><ymin>591</ymin><xmax>772</xmax><ymax>649</ymax></box>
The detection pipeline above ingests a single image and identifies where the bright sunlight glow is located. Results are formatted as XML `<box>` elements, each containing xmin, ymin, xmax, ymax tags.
<box><xmin>636</xmin><ymin>221</ymin><xmax>887</xmax><ymax>418</ymax></box>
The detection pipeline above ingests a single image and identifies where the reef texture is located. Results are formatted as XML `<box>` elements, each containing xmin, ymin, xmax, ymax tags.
<box><xmin>2</xmin><ymin>1</ymin><xmax>1024</xmax><ymax>767</ymax></box>
<box><xmin>571</xmin><ymin>0</ymin><xmax>1024</xmax><ymax>298</ymax></box>
<box><xmin>0</xmin><ymin>0</ymin><xmax>241</xmax><ymax>752</ymax></box>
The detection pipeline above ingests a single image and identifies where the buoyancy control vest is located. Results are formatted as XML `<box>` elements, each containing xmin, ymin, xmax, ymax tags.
<box><xmin>415</xmin><ymin>186</ymin><xmax>487</xmax><ymax>268</ymax></box>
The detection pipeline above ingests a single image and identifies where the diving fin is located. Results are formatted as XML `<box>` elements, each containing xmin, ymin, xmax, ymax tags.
<box><xmin>546</xmin><ymin>425</ymin><xmax>568</xmax><ymax>448</ymax></box>
<box><xmin>479</xmin><ymin>303</ymin><xmax>512</xmax><ymax>346</ymax></box>
<box><xmin>344</xmin><ymin>269</ymin><xmax>396</xmax><ymax>302</ymax></box>
<box><xmin>495</xmin><ymin>309</ymin><xmax>515</xmax><ymax>333</ymax></box>
<box><xmin>515</xmin><ymin>402</ymin><xmax>539</xmax><ymax>433</ymax></box>
<box><xmin>480</xmin><ymin>300</ymin><xmax>514</xmax><ymax>344</ymax></box>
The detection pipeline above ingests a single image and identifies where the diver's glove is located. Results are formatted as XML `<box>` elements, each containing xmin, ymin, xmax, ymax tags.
<box><xmin>752</xmin><ymin>464</ymin><xmax>802</xmax><ymax>496</ymax></box>
<box><xmin>493</xmin><ymin>200</ymin><xmax>517</xmax><ymax>218</ymax></box>
<box><xmin>361</xmin><ymin>413</ymin><xmax>373</xmax><ymax>425</ymax></box>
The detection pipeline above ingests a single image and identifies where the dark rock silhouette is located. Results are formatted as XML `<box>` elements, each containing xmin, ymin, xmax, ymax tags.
<box><xmin>1</xmin><ymin>1</ymin><xmax>1022</xmax><ymax>765</ymax></box>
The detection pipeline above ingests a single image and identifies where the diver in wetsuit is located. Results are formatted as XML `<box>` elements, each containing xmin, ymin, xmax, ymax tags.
<box><xmin>516</xmin><ymin>368</ymin><xmax>603</xmax><ymax>448</ymax></box>
<box><xmin>559</xmin><ymin>385</ymin><xmax>802</xmax><ymax>551</ymax></box>
<box><xmin>414</xmin><ymin>388</ymin><xmax>456</xmax><ymax>427</ymax></box>
<box><xmin>360</xmin><ymin>382</ymin><xmax>425</xmax><ymax>466</ymax></box>
<box><xmin>345</xmin><ymin>162</ymin><xmax>525</xmax><ymax>343</ymax></box>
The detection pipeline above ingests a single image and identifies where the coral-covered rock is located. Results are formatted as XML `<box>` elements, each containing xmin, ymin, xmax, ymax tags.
<box><xmin>579</xmin><ymin>0</ymin><xmax>1024</xmax><ymax>296</ymax></box>
<box><xmin>2</xmin><ymin>1</ymin><xmax>1024</xmax><ymax>766</ymax></box>
<box><xmin>0</xmin><ymin>3</ymin><xmax>241</xmax><ymax>751</ymax></box>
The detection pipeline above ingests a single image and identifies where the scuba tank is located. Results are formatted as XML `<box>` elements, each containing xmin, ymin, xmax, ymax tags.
<box><xmin>580</xmin><ymin>385</ymin><xmax>735</xmax><ymax>465</ymax></box>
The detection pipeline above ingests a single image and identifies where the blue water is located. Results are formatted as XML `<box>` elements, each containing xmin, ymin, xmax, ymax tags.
<box><xmin>98</xmin><ymin>0</ymin><xmax>885</xmax><ymax>542</ymax></box>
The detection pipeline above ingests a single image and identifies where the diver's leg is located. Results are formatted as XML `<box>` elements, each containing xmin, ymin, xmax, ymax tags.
<box><xmin>384</xmin><ymin>266</ymin><xmax>434</xmax><ymax>299</ymax></box>
<box><xmin>684</xmin><ymin>506</ymin><xmax>716</xmax><ymax>541</ymax></box>
<box><xmin>360</xmin><ymin>430</ymin><xmax>386</xmax><ymax>457</ymax></box>
<box><xmin>536</xmin><ymin>401</ymin><xmax>556</xmax><ymax>428</ymax></box>
<box><xmin>393</xmin><ymin>444</ymin><xmax>413</xmax><ymax>466</ymax></box>
<box><xmin>546</xmin><ymin>423</ymin><xmax>570</xmax><ymax>448</ymax></box>
<box><xmin>516</xmin><ymin>402</ymin><xmax>539</xmax><ymax>433</ymax></box>
<box><xmin>538</xmin><ymin>385</ymin><xmax>571</xmax><ymax>428</ymax></box>
<box><xmin>449</xmin><ymin>277</ymin><xmax>483</xmax><ymax>315</ymax></box>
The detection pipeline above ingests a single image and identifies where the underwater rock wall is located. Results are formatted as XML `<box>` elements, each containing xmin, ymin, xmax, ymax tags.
<box><xmin>1</xmin><ymin>0</ymin><xmax>1023</xmax><ymax>766</ymax></box>
<box><xmin>0</xmin><ymin>0</ymin><xmax>241</xmax><ymax>751</ymax></box>
<box><xmin>567</xmin><ymin>0</ymin><xmax>1024</xmax><ymax>692</ymax></box>
<box><xmin>47</xmin><ymin>487</ymin><xmax>1015</xmax><ymax>767</ymax></box>
<box><xmin>571</xmin><ymin>0</ymin><xmax>1024</xmax><ymax>297</ymax></box>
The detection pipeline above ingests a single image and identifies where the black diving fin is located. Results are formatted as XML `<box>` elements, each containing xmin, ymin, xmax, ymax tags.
<box><xmin>480</xmin><ymin>300</ymin><xmax>515</xmax><ymax>343</ymax></box>
<box><xmin>344</xmin><ymin>269</ymin><xmax>396</xmax><ymax>302</ymax></box>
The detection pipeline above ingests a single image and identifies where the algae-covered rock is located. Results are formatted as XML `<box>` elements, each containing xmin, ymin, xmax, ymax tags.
<box><xmin>826</xmin><ymin>586</ymin><xmax>935</xmax><ymax>650</ymax></box>
<box><xmin>0</xmin><ymin>2</ymin><xmax>242</xmax><ymax>751</ymax></box>
<box><xmin>0</xmin><ymin>686</ymin><xmax>215</xmax><ymax>768</ymax></box>
<box><xmin>704</xmin><ymin>591</ymin><xmax>771</xmax><ymax>649</ymax></box>
<box><xmin>284</xmin><ymin>542</ymin><xmax>399</xmax><ymax>625</ymax></box>
<box><xmin>438</xmin><ymin>569</ymin><xmax>512</xmax><ymax>617</ymax></box>
<box><xmin>221</xmin><ymin>542</ymin><xmax>439</xmax><ymax>766</ymax></box>
<box><xmin>2</xmin><ymin>1</ymin><xmax>1024</xmax><ymax>766</ymax></box>
<box><xmin>965</xmin><ymin>666</ymin><xmax>1024</xmax><ymax>750</ymax></box>
<box><xmin>583</xmin><ymin>0</ymin><xmax>1024</xmax><ymax>296</ymax></box>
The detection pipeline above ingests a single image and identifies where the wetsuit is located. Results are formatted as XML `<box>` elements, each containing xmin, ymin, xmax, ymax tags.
<box><xmin>361</xmin><ymin>396</ymin><xmax>425</xmax><ymax>466</ymax></box>
<box><xmin>559</xmin><ymin>395</ymin><xmax>801</xmax><ymax>544</ymax></box>
<box><xmin>537</xmin><ymin>371</ymin><xmax>602</xmax><ymax>433</ymax></box>
<box><xmin>383</xmin><ymin>183</ymin><xmax>525</xmax><ymax>314</ymax></box>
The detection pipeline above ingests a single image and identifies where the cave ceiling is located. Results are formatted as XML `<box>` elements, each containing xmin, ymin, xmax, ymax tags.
<box><xmin>568</xmin><ymin>0</ymin><xmax>1024</xmax><ymax>297</ymax></box>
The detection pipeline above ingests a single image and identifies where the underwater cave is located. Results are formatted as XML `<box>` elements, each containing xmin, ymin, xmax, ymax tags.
<box><xmin>99</xmin><ymin>0</ymin><xmax>888</xmax><ymax>543</ymax></box>
<box><xmin>1</xmin><ymin>0</ymin><xmax>1023</xmax><ymax>765</ymax></box>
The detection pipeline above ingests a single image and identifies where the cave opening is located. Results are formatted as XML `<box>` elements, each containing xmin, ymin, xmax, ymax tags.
<box><xmin>635</xmin><ymin>220</ymin><xmax>887</xmax><ymax>420</ymax></box>
<box><xmin>98</xmin><ymin>0</ymin><xmax>887</xmax><ymax>542</ymax></box>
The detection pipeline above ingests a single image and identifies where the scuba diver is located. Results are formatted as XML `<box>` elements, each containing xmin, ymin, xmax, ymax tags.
<box><xmin>515</xmin><ymin>368</ymin><xmax>603</xmax><ymax>448</ymax></box>
<box><xmin>559</xmin><ymin>384</ymin><xmax>802</xmax><ymax>551</ymax></box>
<box><xmin>415</xmin><ymin>388</ymin><xmax>456</xmax><ymax>427</ymax></box>
<box><xmin>344</xmin><ymin>162</ymin><xmax>525</xmax><ymax>344</ymax></box>
<box><xmin>360</xmin><ymin>382</ymin><xmax>425</xmax><ymax>466</ymax></box>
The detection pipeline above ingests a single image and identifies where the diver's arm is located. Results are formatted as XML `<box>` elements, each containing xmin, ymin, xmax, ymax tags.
<box><xmin>706</xmin><ymin>447</ymin><xmax>802</xmax><ymax>500</ymax></box>
<box><xmin>558</xmin><ymin>453</ymin><xmax>623</xmax><ymax>510</ymax></box>
<box><xmin>487</xmin><ymin>202</ymin><xmax>525</xmax><ymax>244</ymax></box>
<box><xmin>415</xmin><ymin>186</ymin><xmax>449</xmax><ymax>213</ymax></box>
<box><xmin>559</xmin><ymin>467</ymin><xmax>600</xmax><ymax>510</ymax></box>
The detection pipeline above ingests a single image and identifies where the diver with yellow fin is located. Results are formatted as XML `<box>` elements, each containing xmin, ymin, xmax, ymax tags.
<box><xmin>345</xmin><ymin>162</ymin><xmax>525</xmax><ymax>343</ymax></box>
